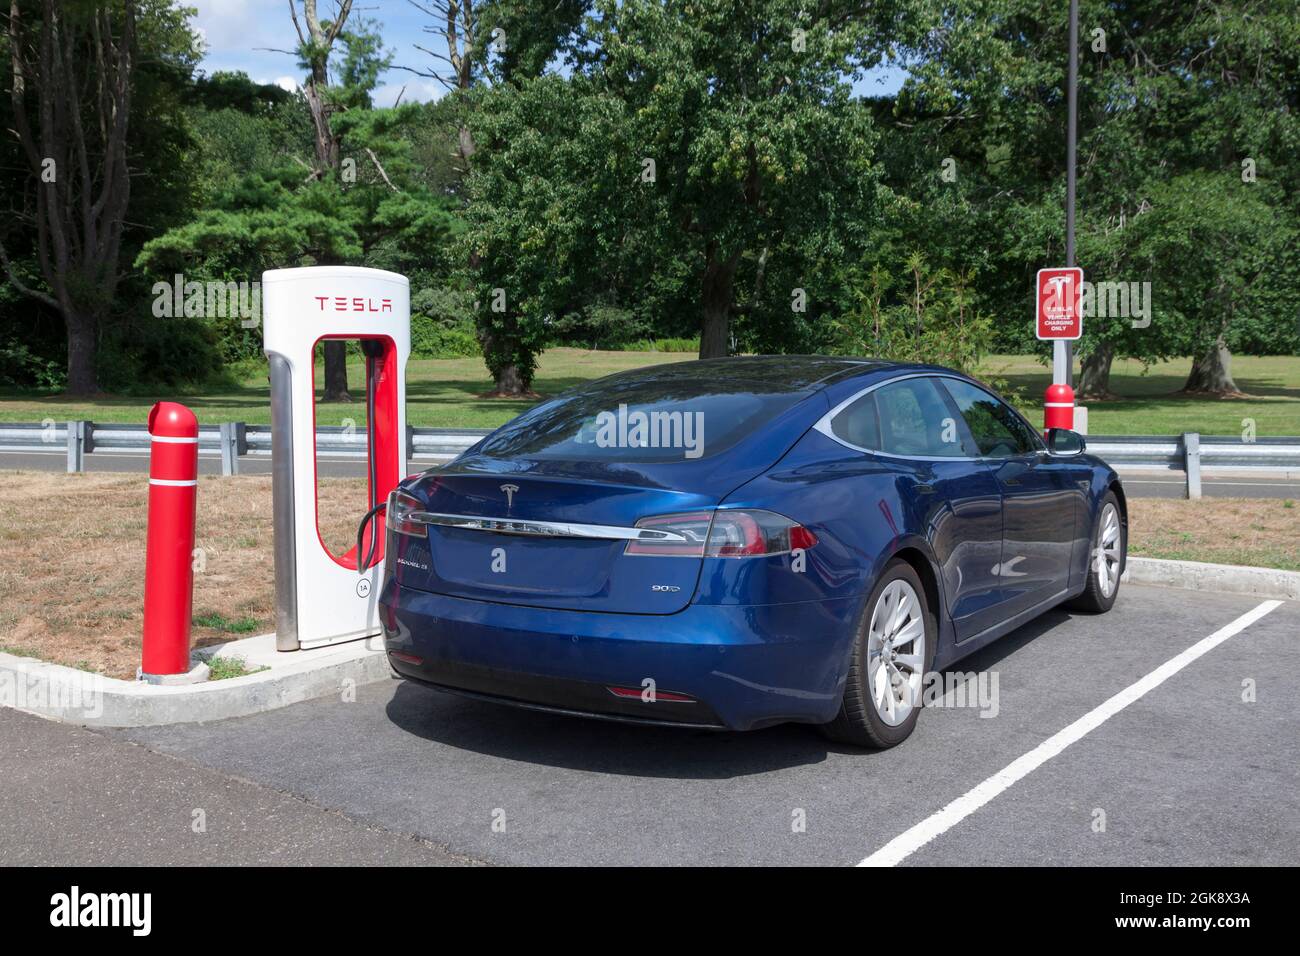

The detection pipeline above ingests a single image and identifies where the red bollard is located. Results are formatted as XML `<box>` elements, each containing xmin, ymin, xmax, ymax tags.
<box><xmin>141</xmin><ymin>402</ymin><xmax>199</xmax><ymax>678</ymax></box>
<box><xmin>1044</xmin><ymin>383</ymin><xmax>1075</xmax><ymax>433</ymax></box>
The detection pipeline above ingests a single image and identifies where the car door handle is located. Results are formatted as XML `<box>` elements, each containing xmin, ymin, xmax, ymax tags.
<box><xmin>1002</xmin><ymin>477</ymin><xmax>1021</xmax><ymax>486</ymax></box>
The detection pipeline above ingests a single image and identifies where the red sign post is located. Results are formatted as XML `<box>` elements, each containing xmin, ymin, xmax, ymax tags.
<box><xmin>1035</xmin><ymin>267</ymin><xmax>1083</xmax><ymax>341</ymax></box>
<box><xmin>1037</xmin><ymin>267</ymin><xmax>1083</xmax><ymax>433</ymax></box>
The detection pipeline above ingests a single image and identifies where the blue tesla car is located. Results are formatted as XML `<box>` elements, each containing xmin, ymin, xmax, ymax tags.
<box><xmin>379</xmin><ymin>357</ymin><xmax>1126</xmax><ymax>747</ymax></box>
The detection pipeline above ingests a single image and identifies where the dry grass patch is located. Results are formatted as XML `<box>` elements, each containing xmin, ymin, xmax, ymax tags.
<box><xmin>1127</xmin><ymin>497</ymin><xmax>1300</xmax><ymax>571</ymax></box>
<box><xmin>0</xmin><ymin>471</ymin><xmax>365</xmax><ymax>678</ymax></box>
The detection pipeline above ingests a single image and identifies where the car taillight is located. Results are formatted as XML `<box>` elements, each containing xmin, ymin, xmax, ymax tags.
<box><xmin>625</xmin><ymin>509</ymin><xmax>816</xmax><ymax>558</ymax></box>
<box><xmin>706</xmin><ymin>509</ymin><xmax>817</xmax><ymax>557</ymax></box>
<box><xmin>624</xmin><ymin>511</ymin><xmax>712</xmax><ymax>557</ymax></box>
<box><xmin>385</xmin><ymin>489</ymin><xmax>426</xmax><ymax>537</ymax></box>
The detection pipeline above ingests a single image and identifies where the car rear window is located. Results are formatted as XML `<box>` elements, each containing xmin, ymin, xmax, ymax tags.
<box><xmin>829</xmin><ymin>393</ymin><xmax>882</xmax><ymax>450</ymax></box>
<box><xmin>474</xmin><ymin>377</ymin><xmax>811</xmax><ymax>462</ymax></box>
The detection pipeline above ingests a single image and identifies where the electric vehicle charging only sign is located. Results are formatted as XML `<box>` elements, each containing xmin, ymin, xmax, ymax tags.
<box><xmin>1036</xmin><ymin>267</ymin><xmax>1084</xmax><ymax>340</ymax></box>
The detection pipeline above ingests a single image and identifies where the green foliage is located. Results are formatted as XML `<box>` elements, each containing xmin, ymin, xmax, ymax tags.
<box><xmin>618</xmin><ymin>337</ymin><xmax>701</xmax><ymax>353</ymax></box>
<box><xmin>552</xmin><ymin>302</ymin><xmax>653</xmax><ymax>351</ymax></box>
<box><xmin>333</xmin><ymin>18</ymin><xmax>393</xmax><ymax>108</ymax></box>
<box><xmin>5</xmin><ymin>0</ymin><xmax>1298</xmax><ymax>402</ymax></box>
<box><xmin>187</xmin><ymin>71</ymin><xmax>294</xmax><ymax>114</ymax></box>
<box><xmin>832</xmin><ymin>256</ymin><xmax>996</xmax><ymax>378</ymax></box>
<box><xmin>459</xmin><ymin>0</ymin><xmax>905</xmax><ymax>385</ymax></box>
<box><xmin>890</xmin><ymin>0</ymin><xmax>1300</xmax><ymax>371</ymax></box>
<box><xmin>98</xmin><ymin>317</ymin><xmax>225</xmax><ymax>393</ymax></box>
<box><xmin>136</xmin><ymin>100</ymin><xmax>463</xmax><ymax>366</ymax></box>
<box><xmin>0</xmin><ymin>339</ymin><xmax>64</xmax><ymax>389</ymax></box>
<box><xmin>411</xmin><ymin>286</ymin><xmax>480</xmax><ymax>357</ymax></box>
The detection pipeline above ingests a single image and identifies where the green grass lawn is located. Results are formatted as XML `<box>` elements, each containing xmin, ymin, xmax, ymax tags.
<box><xmin>984</xmin><ymin>353</ymin><xmax>1300</xmax><ymax>437</ymax></box>
<box><xmin>1</xmin><ymin>347</ymin><xmax>1296</xmax><ymax>436</ymax></box>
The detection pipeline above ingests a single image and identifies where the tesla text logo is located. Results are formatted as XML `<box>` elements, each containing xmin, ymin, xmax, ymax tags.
<box><xmin>50</xmin><ymin>886</ymin><xmax>151</xmax><ymax>936</ymax></box>
<box><xmin>500</xmin><ymin>484</ymin><xmax>519</xmax><ymax>508</ymax></box>
<box><xmin>313</xmin><ymin>296</ymin><xmax>393</xmax><ymax>313</ymax></box>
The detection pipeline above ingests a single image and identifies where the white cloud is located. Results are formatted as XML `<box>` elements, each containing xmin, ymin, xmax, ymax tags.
<box><xmin>189</xmin><ymin>0</ymin><xmax>283</xmax><ymax>51</ymax></box>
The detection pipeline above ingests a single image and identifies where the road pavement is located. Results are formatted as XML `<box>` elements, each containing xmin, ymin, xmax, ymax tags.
<box><xmin>3</xmin><ymin>583</ymin><xmax>1292</xmax><ymax>866</ymax></box>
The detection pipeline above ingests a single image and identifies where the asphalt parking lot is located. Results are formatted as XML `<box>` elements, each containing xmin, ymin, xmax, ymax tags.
<box><xmin>18</xmin><ymin>582</ymin><xmax>1270</xmax><ymax>867</ymax></box>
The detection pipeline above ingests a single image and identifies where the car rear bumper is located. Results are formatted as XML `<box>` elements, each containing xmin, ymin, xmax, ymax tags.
<box><xmin>379</xmin><ymin>577</ymin><xmax>860</xmax><ymax>731</ymax></box>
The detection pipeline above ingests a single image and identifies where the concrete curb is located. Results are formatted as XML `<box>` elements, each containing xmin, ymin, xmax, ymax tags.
<box><xmin>0</xmin><ymin>634</ymin><xmax>391</xmax><ymax>728</ymax></box>
<box><xmin>1123</xmin><ymin>556</ymin><xmax>1300</xmax><ymax>602</ymax></box>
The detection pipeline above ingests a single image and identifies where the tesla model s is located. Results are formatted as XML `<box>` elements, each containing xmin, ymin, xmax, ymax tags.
<box><xmin>379</xmin><ymin>356</ymin><xmax>1126</xmax><ymax>747</ymax></box>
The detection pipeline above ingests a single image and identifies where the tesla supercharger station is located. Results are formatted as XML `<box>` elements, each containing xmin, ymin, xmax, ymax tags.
<box><xmin>262</xmin><ymin>266</ymin><xmax>410</xmax><ymax>651</ymax></box>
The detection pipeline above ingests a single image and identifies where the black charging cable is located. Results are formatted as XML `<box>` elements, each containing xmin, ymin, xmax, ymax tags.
<box><xmin>356</xmin><ymin>500</ymin><xmax>387</xmax><ymax>574</ymax></box>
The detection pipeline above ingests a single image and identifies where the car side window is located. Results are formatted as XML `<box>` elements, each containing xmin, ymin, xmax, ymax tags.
<box><xmin>941</xmin><ymin>378</ymin><xmax>1041</xmax><ymax>458</ymax></box>
<box><xmin>874</xmin><ymin>378</ymin><xmax>967</xmax><ymax>458</ymax></box>
<box><xmin>829</xmin><ymin>392</ymin><xmax>881</xmax><ymax>450</ymax></box>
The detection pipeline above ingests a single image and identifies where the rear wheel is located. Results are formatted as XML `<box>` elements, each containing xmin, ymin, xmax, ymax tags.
<box><xmin>821</xmin><ymin>560</ymin><xmax>935</xmax><ymax>749</ymax></box>
<box><xmin>1070</xmin><ymin>491</ymin><xmax>1125</xmax><ymax>613</ymax></box>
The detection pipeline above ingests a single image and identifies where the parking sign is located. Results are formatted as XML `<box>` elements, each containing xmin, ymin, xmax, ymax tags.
<box><xmin>1036</xmin><ymin>267</ymin><xmax>1083</xmax><ymax>340</ymax></box>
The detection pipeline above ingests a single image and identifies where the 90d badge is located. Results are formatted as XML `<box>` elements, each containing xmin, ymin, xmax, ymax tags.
<box><xmin>651</xmin><ymin>585</ymin><xmax>681</xmax><ymax>592</ymax></box>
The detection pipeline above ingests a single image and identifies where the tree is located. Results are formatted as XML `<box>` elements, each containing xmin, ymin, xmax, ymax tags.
<box><xmin>456</xmin><ymin>0</ymin><xmax>910</xmax><ymax>392</ymax></box>
<box><xmin>136</xmin><ymin>103</ymin><xmax>461</xmax><ymax>335</ymax></box>
<box><xmin>1126</xmin><ymin>173</ymin><xmax>1290</xmax><ymax>396</ymax></box>
<box><xmin>400</xmin><ymin>0</ymin><xmax>590</xmax><ymax>394</ymax></box>
<box><xmin>0</xmin><ymin>0</ymin><xmax>137</xmax><ymax>395</ymax></box>
<box><xmin>898</xmin><ymin>0</ymin><xmax>1300</xmax><ymax>396</ymax></box>
<box><xmin>285</xmin><ymin>0</ymin><xmax>359</xmax><ymax>400</ymax></box>
<box><xmin>574</xmin><ymin>0</ymin><xmax>902</xmax><ymax>360</ymax></box>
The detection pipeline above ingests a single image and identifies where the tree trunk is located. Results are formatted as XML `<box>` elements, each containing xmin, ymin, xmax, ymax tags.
<box><xmin>1076</xmin><ymin>342</ymin><xmax>1115</xmax><ymax>400</ymax></box>
<box><xmin>64</xmin><ymin>314</ymin><xmax>99</xmax><ymax>396</ymax></box>
<box><xmin>321</xmin><ymin>340</ymin><xmax>352</xmax><ymax>402</ymax></box>
<box><xmin>494</xmin><ymin>363</ymin><xmax>525</xmax><ymax>396</ymax></box>
<box><xmin>700</xmin><ymin>246</ymin><xmax>739</xmax><ymax>359</ymax></box>
<box><xmin>1182</xmin><ymin>335</ymin><xmax>1243</xmax><ymax>396</ymax></box>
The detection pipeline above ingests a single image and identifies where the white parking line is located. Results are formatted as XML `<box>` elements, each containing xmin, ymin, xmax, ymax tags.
<box><xmin>858</xmin><ymin>599</ymin><xmax>1284</xmax><ymax>867</ymax></box>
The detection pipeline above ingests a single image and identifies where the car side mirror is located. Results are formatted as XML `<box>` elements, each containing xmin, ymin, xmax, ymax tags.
<box><xmin>1046</xmin><ymin>428</ymin><xmax>1086</xmax><ymax>456</ymax></box>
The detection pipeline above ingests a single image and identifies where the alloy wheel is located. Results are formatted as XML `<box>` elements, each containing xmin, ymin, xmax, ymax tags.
<box><xmin>866</xmin><ymin>579</ymin><xmax>926</xmax><ymax>726</ymax></box>
<box><xmin>1095</xmin><ymin>503</ymin><xmax>1122</xmax><ymax>597</ymax></box>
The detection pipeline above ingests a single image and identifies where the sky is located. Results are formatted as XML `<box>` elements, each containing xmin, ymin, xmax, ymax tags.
<box><xmin>188</xmin><ymin>0</ymin><xmax>907</xmax><ymax>107</ymax></box>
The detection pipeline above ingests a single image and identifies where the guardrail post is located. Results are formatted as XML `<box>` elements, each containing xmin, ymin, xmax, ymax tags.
<box><xmin>219</xmin><ymin>421</ymin><xmax>246</xmax><ymax>476</ymax></box>
<box><xmin>406</xmin><ymin>423</ymin><xmax>415</xmax><ymax>469</ymax></box>
<box><xmin>65</xmin><ymin>420</ymin><xmax>89</xmax><ymax>473</ymax></box>
<box><xmin>1183</xmin><ymin>432</ymin><xmax>1202</xmax><ymax>500</ymax></box>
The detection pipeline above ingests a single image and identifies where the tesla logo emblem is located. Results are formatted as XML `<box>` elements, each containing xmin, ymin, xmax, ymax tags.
<box><xmin>313</xmin><ymin>295</ymin><xmax>393</xmax><ymax>313</ymax></box>
<box><xmin>500</xmin><ymin>484</ymin><xmax>519</xmax><ymax>508</ymax></box>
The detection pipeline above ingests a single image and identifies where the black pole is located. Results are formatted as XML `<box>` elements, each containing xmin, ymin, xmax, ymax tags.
<box><xmin>1064</xmin><ymin>0</ymin><xmax>1078</xmax><ymax>386</ymax></box>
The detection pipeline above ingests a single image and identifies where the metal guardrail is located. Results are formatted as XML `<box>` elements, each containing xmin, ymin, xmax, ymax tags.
<box><xmin>3</xmin><ymin>422</ymin><xmax>1298</xmax><ymax>497</ymax></box>
<box><xmin>0</xmin><ymin>420</ymin><xmax>488</xmax><ymax>476</ymax></box>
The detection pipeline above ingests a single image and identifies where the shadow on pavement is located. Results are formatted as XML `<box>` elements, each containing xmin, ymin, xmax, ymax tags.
<box><xmin>381</xmin><ymin>603</ymin><xmax>1083</xmax><ymax>779</ymax></box>
<box><xmin>383</xmin><ymin>679</ymin><xmax>861</xmax><ymax>780</ymax></box>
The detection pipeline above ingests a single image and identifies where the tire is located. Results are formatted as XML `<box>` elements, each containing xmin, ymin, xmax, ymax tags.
<box><xmin>1070</xmin><ymin>490</ymin><xmax>1125</xmax><ymax>613</ymax></box>
<box><xmin>821</xmin><ymin>559</ymin><xmax>936</xmax><ymax>749</ymax></box>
